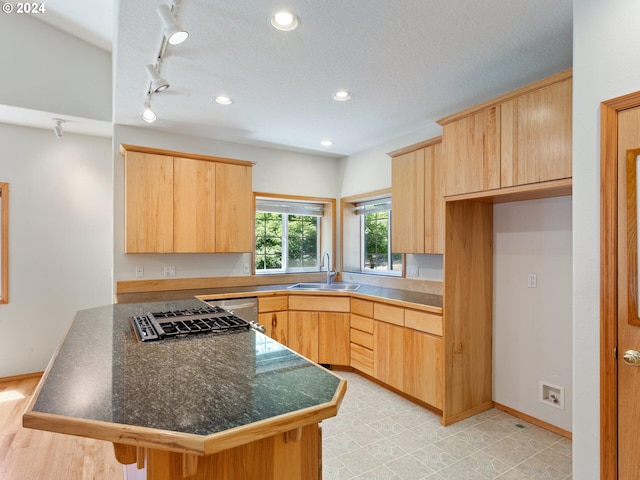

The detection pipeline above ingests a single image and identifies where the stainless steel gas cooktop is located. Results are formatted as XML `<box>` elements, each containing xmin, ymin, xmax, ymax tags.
<box><xmin>131</xmin><ymin>305</ymin><xmax>252</xmax><ymax>342</ymax></box>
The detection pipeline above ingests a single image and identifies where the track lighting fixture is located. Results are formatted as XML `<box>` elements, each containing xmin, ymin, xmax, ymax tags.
<box><xmin>145</xmin><ymin>64</ymin><xmax>169</xmax><ymax>93</ymax></box>
<box><xmin>157</xmin><ymin>4</ymin><xmax>189</xmax><ymax>45</ymax></box>
<box><xmin>53</xmin><ymin>118</ymin><xmax>64</xmax><ymax>138</ymax></box>
<box><xmin>141</xmin><ymin>98</ymin><xmax>157</xmax><ymax>123</ymax></box>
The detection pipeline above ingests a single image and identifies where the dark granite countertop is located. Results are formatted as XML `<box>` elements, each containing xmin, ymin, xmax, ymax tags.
<box><xmin>25</xmin><ymin>299</ymin><xmax>344</xmax><ymax>452</ymax></box>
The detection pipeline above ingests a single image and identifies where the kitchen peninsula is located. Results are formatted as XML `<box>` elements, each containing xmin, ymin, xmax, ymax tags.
<box><xmin>23</xmin><ymin>299</ymin><xmax>345</xmax><ymax>480</ymax></box>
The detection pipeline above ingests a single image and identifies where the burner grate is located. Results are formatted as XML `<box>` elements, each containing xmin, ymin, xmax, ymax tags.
<box><xmin>132</xmin><ymin>306</ymin><xmax>251</xmax><ymax>342</ymax></box>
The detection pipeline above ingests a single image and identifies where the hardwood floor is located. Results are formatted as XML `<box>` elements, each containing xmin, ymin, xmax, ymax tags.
<box><xmin>0</xmin><ymin>375</ymin><xmax>124</xmax><ymax>480</ymax></box>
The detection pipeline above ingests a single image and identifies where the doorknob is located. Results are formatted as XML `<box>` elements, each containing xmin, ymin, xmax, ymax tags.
<box><xmin>623</xmin><ymin>350</ymin><xmax>640</xmax><ymax>366</ymax></box>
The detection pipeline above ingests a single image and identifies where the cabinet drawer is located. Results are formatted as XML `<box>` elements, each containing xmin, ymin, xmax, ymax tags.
<box><xmin>259</xmin><ymin>295</ymin><xmax>288</xmax><ymax>313</ymax></box>
<box><xmin>350</xmin><ymin>314</ymin><xmax>374</xmax><ymax>334</ymax></box>
<box><xmin>351</xmin><ymin>298</ymin><xmax>373</xmax><ymax>317</ymax></box>
<box><xmin>350</xmin><ymin>343</ymin><xmax>373</xmax><ymax>376</ymax></box>
<box><xmin>373</xmin><ymin>303</ymin><xmax>404</xmax><ymax>326</ymax></box>
<box><xmin>404</xmin><ymin>309</ymin><xmax>443</xmax><ymax>336</ymax></box>
<box><xmin>288</xmin><ymin>295</ymin><xmax>350</xmax><ymax>313</ymax></box>
<box><xmin>350</xmin><ymin>328</ymin><xmax>373</xmax><ymax>350</ymax></box>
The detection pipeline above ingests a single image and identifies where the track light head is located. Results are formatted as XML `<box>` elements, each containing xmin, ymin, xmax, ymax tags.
<box><xmin>53</xmin><ymin>118</ymin><xmax>64</xmax><ymax>138</ymax></box>
<box><xmin>145</xmin><ymin>64</ymin><xmax>169</xmax><ymax>93</ymax></box>
<box><xmin>157</xmin><ymin>4</ymin><xmax>188</xmax><ymax>45</ymax></box>
<box><xmin>141</xmin><ymin>99</ymin><xmax>157</xmax><ymax>123</ymax></box>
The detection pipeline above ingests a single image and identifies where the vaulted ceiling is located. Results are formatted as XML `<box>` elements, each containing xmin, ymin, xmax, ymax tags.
<box><xmin>40</xmin><ymin>0</ymin><xmax>573</xmax><ymax>157</ymax></box>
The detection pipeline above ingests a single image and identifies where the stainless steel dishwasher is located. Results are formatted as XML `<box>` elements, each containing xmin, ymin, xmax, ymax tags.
<box><xmin>205</xmin><ymin>296</ymin><xmax>264</xmax><ymax>332</ymax></box>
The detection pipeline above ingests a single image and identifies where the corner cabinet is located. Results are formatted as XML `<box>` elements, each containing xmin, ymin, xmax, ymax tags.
<box><xmin>121</xmin><ymin>145</ymin><xmax>254</xmax><ymax>254</ymax></box>
<box><xmin>288</xmin><ymin>295</ymin><xmax>351</xmax><ymax>365</ymax></box>
<box><xmin>389</xmin><ymin>137</ymin><xmax>444</xmax><ymax>254</ymax></box>
<box><xmin>439</xmin><ymin>69</ymin><xmax>572</xmax><ymax>197</ymax></box>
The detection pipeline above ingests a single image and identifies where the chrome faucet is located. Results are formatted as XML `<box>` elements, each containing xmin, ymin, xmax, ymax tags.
<box><xmin>322</xmin><ymin>251</ymin><xmax>337</xmax><ymax>285</ymax></box>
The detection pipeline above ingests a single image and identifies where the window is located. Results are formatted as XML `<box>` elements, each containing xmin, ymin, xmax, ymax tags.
<box><xmin>0</xmin><ymin>182</ymin><xmax>8</xmax><ymax>304</ymax></box>
<box><xmin>255</xmin><ymin>197</ymin><xmax>329</xmax><ymax>273</ymax></box>
<box><xmin>341</xmin><ymin>191</ymin><xmax>402</xmax><ymax>276</ymax></box>
<box><xmin>358</xmin><ymin>198</ymin><xmax>402</xmax><ymax>274</ymax></box>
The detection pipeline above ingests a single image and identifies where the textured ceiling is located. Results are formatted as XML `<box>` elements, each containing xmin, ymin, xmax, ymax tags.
<box><xmin>116</xmin><ymin>1</ymin><xmax>572</xmax><ymax>156</ymax></box>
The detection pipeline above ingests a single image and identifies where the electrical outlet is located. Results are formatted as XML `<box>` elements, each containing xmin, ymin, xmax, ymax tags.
<box><xmin>164</xmin><ymin>265</ymin><xmax>176</xmax><ymax>277</ymax></box>
<box><xmin>243</xmin><ymin>263</ymin><xmax>250</xmax><ymax>274</ymax></box>
<box><xmin>527</xmin><ymin>272</ymin><xmax>537</xmax><ymax>288</ymax></box>
<box><xmin>407</xmin><ymin>265</ymin><xmax>419</xmax><ymax>278</ymax></box>
<box><xmin>135</xmin><ymin>266</ymin><xmax>144</xmax><ymax>278</ymax></box>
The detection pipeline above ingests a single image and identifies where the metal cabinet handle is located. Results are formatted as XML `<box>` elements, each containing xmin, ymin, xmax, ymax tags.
<box><xmin>623</xmin><ymin>350</ymin><xmax>640</xmax><ymax>366</ymax></box>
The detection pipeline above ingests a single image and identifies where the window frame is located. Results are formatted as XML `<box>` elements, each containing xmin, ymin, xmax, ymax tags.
<box><xmin>0</xmin><ymin>182</ymin><xmax>8</xmax><ymax>304</ymax></box>
<box><xmin>254</xmin><ymin>193</ymin><xmax>335</xmax><ymax>275</ymax></box>
<box><xmin>341</xmin><ymin>189</ymin><xmax>402</xmax><ymax>277</ymax></box>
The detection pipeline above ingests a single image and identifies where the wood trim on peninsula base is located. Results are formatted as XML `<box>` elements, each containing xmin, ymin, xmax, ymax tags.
<box><xmin>116</xmin><ymin>423</ymin><xmax>321</xmax><ymax>480</ymax></box>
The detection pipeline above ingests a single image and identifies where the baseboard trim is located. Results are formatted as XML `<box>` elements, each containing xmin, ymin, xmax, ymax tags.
<box><xmin>493</xmin><ymin>402</ymin><xmax>572</xmax><ymax>439</ymax></box>
<box><xmin>0</xmin><ymin>371</ymin><xmax>43</xmax><ymax>384</ymax></box>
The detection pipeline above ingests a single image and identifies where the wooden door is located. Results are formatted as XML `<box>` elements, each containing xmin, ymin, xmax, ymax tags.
<box><xmin>173</xmin><ymin>157</ymin><xmax>216</xmax><ymax>253</ymax></box>
<box><xmin>318</xmin><ymin>312</ymin><xmax>350</xmax><ymax>365</ymax></box>
<box><xmin>426</xmin><ymin>141</ymin><xmax>445</xmax><ymax>254</ymax></box>
<box><xmin>288</xmin><ymin>311</ymin><xmax>319</xmax><ymax>363</ymax></box>
<box><xmin>259</xmin><ymin>311</ymin><xmax>288</xmax><ymax>346</ymax></box>
<box><xmin>215</xmin><ymin>163</ymin><xmax>253</xmax><ymax>252</ymax></box>
<box><xmin>391</xmin><ymin>148</ymin><xmax>425</xmax><ymax>253</ymax></box>
<box><xmin>124</xmin><ymin>152</ymin><xmax>173</xmax><ymax>253</ymax></box>
<box><xmin>601</xmin><ymin>93</ymin><xmax>640</xmax><ymax>479</ymax></box>
<box><xmin>501</xmin><ymin>77</ymin><xmax>572</xmax><ymax>187</ymax></box>
<box><xmin>374</xmin><ymin>320</ymin><xmax>404</xmax><ymax>391</ymax></box>
<box><xmin>441</xmin><ymin>106</ymin><xmax>501</xmax><ymax>196</ymax></box>
<box><xmin>404</xmin><ymin>329</ymin><xmax>443</xmax><ymax>409</ymax></box>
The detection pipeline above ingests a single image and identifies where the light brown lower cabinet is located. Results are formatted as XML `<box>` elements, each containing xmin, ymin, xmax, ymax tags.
<box><xmin>318</xmin><ymin>312</ymin><xmax>350</xmax><ymax>365</ymax></box>
<box><xmin>403</xmin><ymin>329</ymin><xmax>443</xmax><ymax>409</ymax></box>
<box><xmin>258</xmin><ymin>296</ymin><xmax>289</xmax><ymax>346</ymax></box>
<box><xmin>373</xmin><ymin>321</ymin><xmax>404</xmax><ymax>391</ymax></box>
<box><xmin>288</xmin><ymin>311</ymin><xmax>319</xmax><ymax>362</ymax></box>
<box><xmin>259</xmin><ymin>310</ymin><xmax>288</xmax><ymax>346</ymax></box>
<box><xmin>288</xmin><ymin>295</ymin><xmax>351</xmax><ymax>365</ymax></box>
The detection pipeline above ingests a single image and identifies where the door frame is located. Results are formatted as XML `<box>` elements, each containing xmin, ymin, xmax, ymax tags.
<box><xmin>600</xmin><ymin>90</ymin><xmax>640</xmax><ymax>479</ymax></box>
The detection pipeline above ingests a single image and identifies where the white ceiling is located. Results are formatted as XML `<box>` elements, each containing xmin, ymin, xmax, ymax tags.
<box><xmin>37</xmin><ymin>0</ymin><xmax>574</xmax><ymax>157</ymax></box>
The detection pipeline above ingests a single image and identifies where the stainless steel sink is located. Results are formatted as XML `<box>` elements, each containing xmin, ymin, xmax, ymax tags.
<box><xmin>287</xmin><ymin>282</ymin><xmax>361</xmax><ymax>291</ymax></box>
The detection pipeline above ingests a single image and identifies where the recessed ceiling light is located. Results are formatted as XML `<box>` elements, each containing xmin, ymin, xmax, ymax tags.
<box><xmin>320</xmin><ymin>140</ymin><xmax>333</xmax><ymax>147</ymax></box>
<box><xmin>332</xmin><ymin>90</ymin><xmax>352</xmax><ymax>101</ymax></box>
<box><xmin>271</xmin><ymin>11</ymin><xmax>300</xmax><ymax>31</ymax></box>
<box><xmin>214</xmin><ymin>96</ymin><xmax>233</xmax><ymax>105</ymax></box>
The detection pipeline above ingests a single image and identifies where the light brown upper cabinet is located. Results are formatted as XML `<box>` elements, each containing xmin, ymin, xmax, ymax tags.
<box><xmin>439</xmin><ymin>69</ymin><xmax>572</xmax><ymax>197</ymax></box>
<box><xmin>122</xmin><ymin>145</ymin><xmax>254</xmax><ymax>254</ymax></box>
<box><xmin>389</xmin><ymin>137</ymin><xmax>444</xmax><ymax>254</ymax></box>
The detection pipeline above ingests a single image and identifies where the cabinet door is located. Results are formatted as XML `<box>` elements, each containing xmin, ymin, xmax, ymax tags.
<box><xmin>259</xmin><ymin>311</ymin><xmax>288</xmax><ymax>346</ymax></box>
<box><xmin>404</xmin><ymin>329</ymin><xmax>443</xmax><ymax>409</ymax></box>
<box><xmin>288</xmin><ymin>311</ymin><xmax>319</xmax><ymax>362</ymax></box>
<box><xmin>215</xmin><ymin>163</ymin><xmax>253</xmax><ymax>252</ymax></box>
<box><xmin>374</xmin><ymin>321</ymin><xmax>404</xmax><ymax>391</ymax></box>
<box><xmin>391</xmin><ymin>149</ymin><xmax>425</xmax><ymax>253</ymax></box>
<box><xmin>124</xmin><ymin>152</ymin><xmax>174</xmax><ymax>253</ymax></box>
<box><xmin>427</xmin><ymin>142</ymin><xmax>445</xmax><ymax>254</ymax></box>
<box><xmin>442</xmin><ymin>106</ymin><xmax>501</xmax><ymax>196</ymax></box>
<box><xmin>318</xmin><ymin>312</ymin><xmax>350</xmax><ymax>365</ymax></box>
<box><xmin>173</xmin><ymin>157</ymin><xmax>216</xmax><ymax>253</ymax></box>
<box><xmin>501</xmin><ymin>77</ymin><xmax>572</xmax><ymax>187</ymax></box>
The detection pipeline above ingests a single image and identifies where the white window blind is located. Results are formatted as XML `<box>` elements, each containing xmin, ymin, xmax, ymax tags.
<box><xmin>354</xmin><ymin>197</ymin><xmax>391</xmax><ymax>215</ymax></box>
<box><xmin>256</xmin><ymin>199</ymin><xmax>325</xmax><ymax>217</ymax></box>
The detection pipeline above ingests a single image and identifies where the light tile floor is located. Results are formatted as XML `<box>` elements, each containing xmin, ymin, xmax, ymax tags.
<box><xmin>322</xmin><ymin>371</ymin><xmax>572</xmax><ymax>480</ymax></box>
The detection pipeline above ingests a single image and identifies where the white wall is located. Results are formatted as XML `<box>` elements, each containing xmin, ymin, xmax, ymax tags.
<box><xmin>573</xmin><ymin>0</ymin><xmax>640</xmax><ymax>476</ymax></box>
<box><xmin>493</xmin><ymin>197</ymin><xmax>573</xmax><ymax>431</ymax></box>
<box><xmin>113</xmin><ymin>125</ymin><xmax>341</xmax><ymax>281</ymax></box>
<box><xmin>0</xmin><ymin>124</ymin><xmax>113</xmax><ymax>377</ymax></box>
<box><xmin>0</xmin><ymin>14</ymin><xmax>111</xmax><ymax>121</ymax></box>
